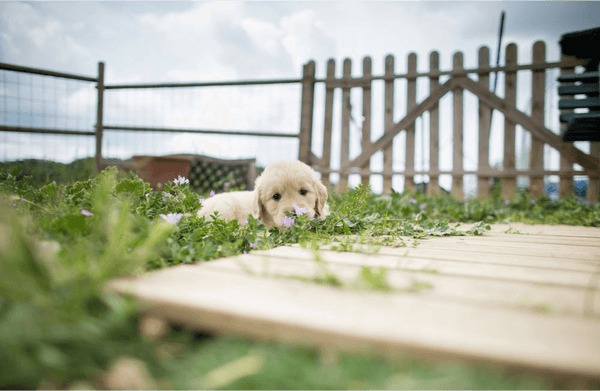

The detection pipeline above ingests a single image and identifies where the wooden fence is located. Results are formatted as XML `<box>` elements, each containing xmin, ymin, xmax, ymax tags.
<box><xmin>297</xmin><ymin>41</ymin><xmax>600</xmax><ymax>201</ymax></box>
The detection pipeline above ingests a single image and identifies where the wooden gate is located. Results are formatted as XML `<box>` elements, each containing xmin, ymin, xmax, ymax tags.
<box><xmin>297</xmin><ymin>41</ymin><xmax>600</xmax><ymax>201</ymax></box>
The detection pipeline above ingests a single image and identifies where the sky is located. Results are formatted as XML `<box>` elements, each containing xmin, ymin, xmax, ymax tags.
<box><xmin>1</xmin><ymin>1</ymin><xmax>599</xmax><ymax>193</ymax></box>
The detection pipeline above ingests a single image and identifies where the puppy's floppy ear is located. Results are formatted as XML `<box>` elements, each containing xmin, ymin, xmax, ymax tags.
<box><xmin>313</xmin><ymin>179</ymin><xmax>329</xmax><ymax>217</ymax></box>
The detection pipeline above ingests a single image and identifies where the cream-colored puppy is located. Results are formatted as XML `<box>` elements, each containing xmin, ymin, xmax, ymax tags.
<box><xmin>197</xmin><ymin>161</ymin><xmax>329</xmax><ymax>229</ymax></box>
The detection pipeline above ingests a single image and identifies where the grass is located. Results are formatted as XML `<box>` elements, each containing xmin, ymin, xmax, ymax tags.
<box><xmin>1</xmin><ymin>161</ymin><xmax>599</xmax><ymax>389</ymax></box>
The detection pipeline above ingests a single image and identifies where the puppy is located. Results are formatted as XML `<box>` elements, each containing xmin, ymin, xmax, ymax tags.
<box><xmin>197</xmin><ymin>161</ymin><xmax>329</xmax><ymax>229</ymax></box>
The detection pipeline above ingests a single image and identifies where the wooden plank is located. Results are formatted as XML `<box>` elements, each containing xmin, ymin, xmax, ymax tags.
<box><xmin>454</xmin><ymin>77</ymin><xmax>600</xmax><ymax>175</ymax></box>
<box><xmin>530</xmin><ymin>41</ymin><xmax>546</xmax><ymax>198</ymax></box>
<box><xmin>338</xmin><ymin>59</ymin><xmax>352</xmax><ymax>193</ymax></box>
<box><xmin>477</xmin><ymin>46</ymin><xmax>492</xmax><ymax>198</ymax></box>
<box><xmin>361</xmin><ymin>57</ymin><xmax>372</xmax><ymax>186</ymax></box>
<box><xmin>383</xmin><ymin>55</ymin><xmax>395</xmax><ymax>194</ymax></box>
<box><xmin>299</xmin><ymin>61</ymin><xmax>316</xmax><ymax>165</ymax></box>
<box><xmin>590</xmin><ymin>142</ymin><xmax>600</xmax><ymax>202</ymax></box>
<box><xmin>451</xmin><ymin>52</ymin><xmax>464</xmax><ymax>200</ymax></box>
<box><xmin>255</xmin><ymin>245</ymin><xmax>595</xmax><ymax>287</ymax></box>
<box><xmin>559</xmin><ymin>53</ymin><xmax>576</xmax><ymax>198</ymax></box>
<box><xmin>405</xmin><ymin>53</ymin><xmax>417</xmax><ymax>193</ymax></box>
<box><xmin>428</xmin><ymin>51</ymin><xmax>441</xmax><ymax>196</ymax></box>
<box><xmin>459</xmin><ymin>222</ymin><xmax>600</xmax><ymax>237</ymax></box>
<box><xmin>320</xmin><ymin>59</ymin><xmax>336</xmax><ymax>189</ymax></box>
<box><xmin>502</xmin><ymin>44</ymin><xmax>518</xmax><ymax>200</ymax></box>
<box><xmin>201</xmin><ymin>254</ymin><xmax>600</xmax><ymax>317</ymax></box>
<box><xmin>109</xmin><ymin>257</ymin><xmax>600</xmax><ymax>378</ymax></box>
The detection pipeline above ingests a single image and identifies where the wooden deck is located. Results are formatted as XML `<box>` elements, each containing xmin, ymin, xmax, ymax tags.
<box><xmin>109</xmin><ymin>223</ymin><xmax>600</xmax><ymax>380</ymax></box>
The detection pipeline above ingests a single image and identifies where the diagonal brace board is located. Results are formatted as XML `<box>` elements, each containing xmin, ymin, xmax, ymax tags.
<box><xmin>457</xmin><ymin>77</ymin><xmax>600</xmax><ymax>175</ymax></box>
<box><xmin>347</xmin><ymin>76</ymin><xmax>600</xmax><ymax>176</ymax></box>
<box><xmin>347</xmin><ymin>78</ymin><xmax>458</xmax><ymax>171</ymax></box>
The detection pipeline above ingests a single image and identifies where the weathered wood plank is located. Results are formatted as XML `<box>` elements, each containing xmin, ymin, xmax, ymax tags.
<box><xmin>320</xmin><ymin>59</ymin><xmax>336</xmax><ymax>189</ymax></box>
<box><xmin>405</xmin><ymin>53</ymin><xmax>417</xmax><ymax>193</ymax></box>
<box><xmin>502</xmin><ymin>43</ymin><xmax>518</xmax><ymax>200</ymax></box>
<box><xmin>428</xmin><ymin>51</ymin><xmax>441</xmax><ymax>196</ymax></box>
<box><xmin>109</xmin><ymin>255</ymin><xmax>600</xmax><ymax>378</ymax></box>
<box><xmin>451</xmin><ymin>52</ymin><xmax>464</xmax><ymax>200</ymax></box>
<box><xmin>361</xmin><ymin>57</ymin><xmax>372</xmax><ymax>186</ymax></box>
<box><xmin>477</xmin><ymin>46</ymin><xmax>492</xmax><ymax>198</ymax></box>
<box><xmin>590</xmin><ymin>142</ymin><xmax>600</xmax><ymax>202</ymax></box>
<box><xmin>299</xmin><ymin>61</ymin><xmax>316</xmax><ymax>164</ymax></box>
<box><xmin>559</xmin><ymin>53</ymin><xmax>576</xmax><ymax>198</ymax></box>
<box><xmin>383</xmin><ymin>55</ymin><xmax>395</xmax><ymax>194</ymax></box>
<box><xmin>338</xmin><ymin>59</ymin><xmax>352</xmax><ymax>193</ymax></box>
<box><xmin>201</xmin><ymin>254</ymin><xmax>600</xmax><ymax>317</ymax></box>
<box><xmin>530</xmin><ymin>41</ymin><xmax>546</xmax><ymax>197</ymax></box>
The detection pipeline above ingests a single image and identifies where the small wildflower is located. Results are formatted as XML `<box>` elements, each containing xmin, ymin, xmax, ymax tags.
<box><xmin>145</xmin><ymin>193</ymin><xmax>150</xmax><ymax>198</ymax></box>
<box><xmin>504</xmin><ymin>199</ymin><xmax>510</xmax><ymax>206</ymax></box>
<box><xmin>241</xmin><ymin>219</ymin><xmax>248</xmax><ymax>226</ymax></box>
<box><xmin>199</xmin><ymin>197</ymin><xmax>205</xmax><ymax>203</ymax></box>
<box><xmin>11</xmin><ymin>202</ymin><xmax>16</xmax><ymax>208</ymax></box>
<box><xmin>162</xmin><ymin>192</ymin><xmax>173</xmax><ymax>201</ymax></box>
<box><xmin>293</xmin><ymin>204</ymin><xmax>308</xmax><ymax>216</ymax></box>
<box><xmin>243</xmin><ymin>251</ymin><xmax>248</xmax><ymax>254</ymax></box>
<box><xmin>210</xmin><ymin>190</ymin><xmax>215</xmax><ymax>197</ymax></box>
<box><xmin>419</xmin><ymin>203</ymin><xmax>427</xmax><ymax>211</ymax></box>
<box><xmin>249</xmin><ymin>242</ymin><xmax>257</xmax><ymax>249</ymax></box>
<box><xmin>80</xmin><ymin>208</ymin><xmax>94</xmax><ymax>217</ymax></box>
<box><xmin>530</xmin><ymin>199</ymin><xmax>536</xmax><ymax>205</ymax></box>
<box><xmin>159</xmin><ymin>213</ymin><xmax>183</xmax><ymax>225</ymax></box>
<box><xmin>409</xmin><ymin>198</ymin><xmax>417</xmax><ymax>204</ymax></box>
<box><xmin>173</xmin><ymin>175</ymin><xmax>189</xmax><ymax>185</ymax></box>
<box><xmin>281</xmin><ymin>216</ymin><xmax>295</xmax><ymax>228</ymax></box>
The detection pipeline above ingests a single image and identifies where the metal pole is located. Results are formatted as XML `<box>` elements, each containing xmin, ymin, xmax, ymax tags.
<box><xmin>95</xmin><ymin>62</ymin><xmax>105</xmax><ymax>174</ymax></box>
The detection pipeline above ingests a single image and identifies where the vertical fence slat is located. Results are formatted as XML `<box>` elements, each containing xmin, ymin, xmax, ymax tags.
<box><xmin>451</xmin><ymin>52</ymin><xmax>464</xmax><ymax>200</ymax></box>
<box><xmin>361</xmin><ymin>57</ymin><xmax>372</xmax><ymax>186</ymax></box>
<box><xmin>95</xmin><ymin>61</ymin><xmax>105</xmax><ymax>174</ymax></box>
<box><xmin>559</xmin><ymin>53</ymin><xmax>576</xmax><ymax>199</ymax></box>
<box><xmin>321</xmin><ymin>59</ymin><xmax>336</xmax><ymax>189</ymax></box>
<box><xmin>405</xmin><ymin>53</ymin><xmax>417</xmax><ymax>193</ymax></box>
<box><xmin>338</xmin><ymin>58</ymin><xmax>352</xmax><ymax>192</ymax></box>
<box><xmin>428</xmin><ymin>51</ymin><xmax>440</xmax><ymax>196</ymax></box>
<box><xmin>589</xmin><ymin>143</ymin><xmax>600</xmax><ymax>202</ymax></box>
<box><xmin>477</xmin><ymin>47</ymin><xmax>491</xmax><ymax>198</ymax></box>
<box><xmin>383</xmin><ymin>55</ymin><xmax>395</xmax><ymax>194</ymax></box>
<box><xmin>299</xmin><ymin>61</ymin><xmax>316</xmax><ymax>165</ymax></box>
<box><xmin>501</xmin><ymin>43</ymin><xmax>517</xmax><ymax>200</ymax></box>
<box><xmin>530</xmin><ymin>41</ymin><xmax>546</xmax><ymax>198</ymax></box>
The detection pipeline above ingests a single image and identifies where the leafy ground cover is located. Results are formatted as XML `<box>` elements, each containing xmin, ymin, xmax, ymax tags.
<box><xmin>1</xmin><ymin>164</ymin><xmax>599</xmax><ymax>389</ymax></box>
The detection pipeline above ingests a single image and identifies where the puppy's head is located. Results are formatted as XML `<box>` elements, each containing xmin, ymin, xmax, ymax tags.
<box><xmin>253</xmin><ymin>161</ymin><xmax>328</xmax><ymax>229</ymax></box>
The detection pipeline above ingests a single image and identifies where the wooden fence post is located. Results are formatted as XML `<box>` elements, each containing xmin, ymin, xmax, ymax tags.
<box><xmin>501</xmin><ymin>43</ymin><xmax>517</xmax><ymax>200</ymax></box>
<box><xmin>530</xmin><ymin>41</ymin><xmax>546</xmax><ymax>198</ymax></box>
<box><xmin>299</xmin><ymin>61</ymin><xmax>316</xmax><ymax>165</ymax></box>
<box><xmin>361</xmin><ymin>57</ymin><xmax>372</xmax><ymax>187</ymax></box>
<box><xmin>95</xmin><ymin>61</ymin><xmax>105</xmax><ymax>174</ymax></box>
<box><xmin>477</xmin><ymin>46</ymin><xmax>491</xmax><ymax>198</ymax></box>
<box><xmin>451</xmin><ymin>52</ymin><xmax>464</xmax><ymax>200</ymax></box>
<box><xmin>559</xmin><ymin>53</ymin><xmax>576</xmax><ymax>199</ymax></box>
<box><xmin>405</xmin><ymin>53</ymin><xmax>417</xmax><ymax>193</ymax></box>
<box><xmin>428</xmin><ymin>51</ymin><xmax>440</xmax><ymax>196</ymax></box>
<box><xmin>321</xmin><ymin>59</ymin><xmax>336</xmax><ymax>189</ymax></box>
<box><xmin>383</xmin><ymin>55</ymin><xmax>395</xmax><ymax>194</ymax></box>
<box><xmin>338</xmin><ymin>59</ymin><xmax>352</xmax><ymax>193</ymax></box>
<box><xmin>589</xmin><ymin>142</ymin><xmax>600</xmax><ymax>202</ymax></box>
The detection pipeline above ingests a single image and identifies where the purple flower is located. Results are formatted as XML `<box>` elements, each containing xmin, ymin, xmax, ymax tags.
<box><xmin>241</xmin><ymin>219</ymin><xmax>248</xmax><ymax>226</ymax></box>
<box><xmin>162</xmin><ymin>192</ymin><xmax>173</xmax><ymax>201</ymax></box>
<box><xmin>210</xmin><ymin>190</ymin><xmax>215</xmax><ymax>197</ymax></box>
<box><xmin>159</xmin><ymin>213</ymin><xmax>183</xmax><ymax>224</ymax></box>
<box><xmin>198</xmin><ymin>197</ymin><xmax>205</xmax><ymax>203</ymax></box>
<box><xmin>173</xmin><ymin>175</ymin><xmax>189</xmax><ymax>185</ymax></box>
<box><xmin>80</xmin><ymin>208</ymin><xmax>94</xmax><ymax>216</ymax></box>
<box><xmin>409</xmin><ymin>198</ymin><xmax>417</xmax><ymax>204</ymax></box>
<box><xmin>249</xmin><ymin>242</ymin><xmax>257</xmax><ymax>248</ymax></box>
<box><xmin>419</xmin><ymin>203</ymin><xmax>427</xmax><ymax>211</ymax></box>
<box><xmin>281</xmin><ymin>216</ymin><xmax>295</xmax><ymax>228</ymax></box>
<box><xmin>293</xmin><ymin>204</ymin><xmax>308</xmax><ymax>216</ymax></box>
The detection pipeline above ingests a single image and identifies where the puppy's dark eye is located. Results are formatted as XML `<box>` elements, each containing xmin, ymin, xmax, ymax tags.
<box><xmin>272</xmin><ymin>193</ymin><xmax>281</xmax><ymax>201</ymax></box>
<box><xmin>299</xmin><ymin>188</ymin><xmax>308</xmax><ymax>196</ymax></box>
